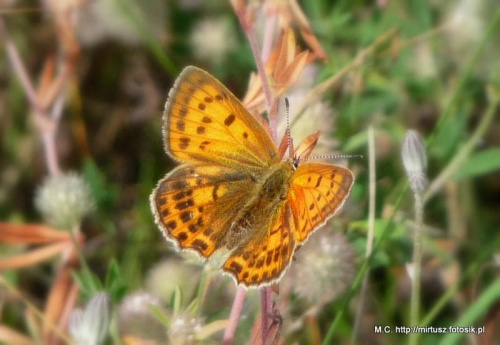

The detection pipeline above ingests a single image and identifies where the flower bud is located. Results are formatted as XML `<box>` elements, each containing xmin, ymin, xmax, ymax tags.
<box><xmin>402</xmin><ymin>130</ymin><xmax>428</xmax><ymax>192</ymax></box>
<box><xmin>69</xmin><ymin>292</ymin><xmax>111</xmax><ymax>345</ymax></box>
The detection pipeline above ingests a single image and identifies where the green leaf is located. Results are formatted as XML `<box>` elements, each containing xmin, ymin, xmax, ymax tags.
<box><xmin>454</xmin><ymin>148</ymin><xmax>500</xmax><ymax>180</ymax></box>
<box><xmin>343</xmin><ymin>130</ymin><xmax>368</xmax><ymax>152</ymax></box>
<box><xmin>83</xmin><ymin>159</ymin><xmax>118</xmax><ymax>211</ymax></box>
<box><xmin>149</xmin><ymin>304</ymin><xmax>170</xmax><ymax>328</ymax></box>
<box><xmin>71</xmin><ymin>269</ymin><xmax>103</xmax><ymax>300</ymax></box>
<box><xmin>439</xmin><ymin>279</ymin><xmax>500</xmax><ymax>345</ymax></box>
<box><xmin>350</xmin><ymin>219</ymin><xmax>407</xmax><ymax>240</ymax></box>
<box><xmin>171</xmin><ymin>286</ymin><xmax>182</xmax><ymax>315</ymax></box>
<box><xmin>105</xmin><ymin>259</ymin><xmax>128</xmax><ymax>301</ymax></box>
<box><xmin>430</xmin><ymin>107</ymin><xmax>469</xmax><ymax>160</ymax></box>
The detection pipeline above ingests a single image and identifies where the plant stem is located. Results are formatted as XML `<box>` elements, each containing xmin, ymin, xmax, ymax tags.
<box><xmin>194</xmin><ymin>266</ymin><xmax>211</xmax><ymax>315</ymax></box>
<box><xmin>233</xmin><ymin>3</ymin><xmax>276</xmax><ymax>141</ymax></box>
<box><xmin>438</xmin><ymin>279</ymin><xmax>500</xmax><ymax>345</ymax></box>
<box><xmin>351</xmin><ymin>126</ymin><xmax>376</xmax><ymax>345</ymax></box>
<box><xmin>424</xmin><ymin>88</ymin><xmax>500</xmax><ymax>202</ymax></box>
<box><xmin>0</xmin><ymin>19</ymin><xmax>40</xmax><ymax>110</ymax></box>
<box><xmin>427</xmin><ymin>10</ymin><xmax>500</xmax><ymax>147</ymax></box>
<box><xmin>322</xmin><ymin>186</ymin><xmax>408</xmax><ymax>345</ymax></box>
<box><xmin>223</xmin><ymin>286</ymin><xmax>246</xmax><ymax>345</ymax></box>
<box><xmin>260</xmin><ymin>287</ymin><xmax>273</xmax><ymax>345</ymax></box>
<box><xmin>409</xmin><ymin>192</ymin><xmax>424</xmax><ymax>345</ymax></box>
<box><xmin>0</xmin><ymin>277</ymin><xmax>74</xmax><ymax>344</ymax></box>
<box><xmin>293</xmin><ymin>28</ymin><xmax>397</xmax><ymax>125</ymax></box>
<box><xmin>420</xmin><ymin>235</ymin><xmax>500</xmax><ymax>327</ymax></box>
<box><xmin>116</xmin><ymin>0</ymin><xmax>177</xmax><ymax>75</ymax></box>
<box><xmin>232</xmin><ymin>5</ymin><xmax>279</xmax><ymax>345</ymax></box>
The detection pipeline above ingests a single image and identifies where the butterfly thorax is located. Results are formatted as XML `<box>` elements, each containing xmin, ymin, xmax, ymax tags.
<box><xmin>259</xmin><ymin>160</ymin><xmax>295</xmax><ymax>199</ymax></box>
<box><xmin>223</xmin><ymin>160</ymin><xmax>295</xmax><ymax>249</ymax></box>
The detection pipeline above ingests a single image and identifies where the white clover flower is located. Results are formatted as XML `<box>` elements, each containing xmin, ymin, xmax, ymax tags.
<box><xmin>401</xmin><ymin>130</ymin><xmax>428</xmax><ymax>193</ymax></box>
<box><xmin>69</xmin><ymin>293</ymin><xmax>111</xmax><ymax>345</ymax></box>
<box><xmin>446</xmin><ymin>0</ymin><xmax>484</xmax><ymax>49</ymax></box>
<box><xmin>292</xmin><ymin>232</ymin><xmax>356</xmax><ymax>305</ymax></box>
<box><xmin>117</xmin><ymin>291</ymin><xmax>167</xmax><ymax>343</ymax></box>
<box><xmin>442</xmin><ymin>0</ymin><xmax>500</xmax><ymax>77</ymax></box>
<box><xmin>190</xmin><ymin>18</ymin><xmax>236</xmax><ymax>64</ymax></box>
<box><xmin>145</xmin><ymin>259</ymin><xmax>200</xmax><ymax>304</ymax></box>
<box><xmin>168</xmin><ymin>313</ymin><xmax>204</xmax><ymax>345</ymax></box>
<box><xmin>35</xmin><ymin>172</ymin><xmax>95</xmax><ymax>230</ymax></box>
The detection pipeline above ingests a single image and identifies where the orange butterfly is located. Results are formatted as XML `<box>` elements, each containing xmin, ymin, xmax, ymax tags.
<box><xmin>150</xmin><ymin>66</ymin><xmax>354</xmax><ymax>288</ymax></box>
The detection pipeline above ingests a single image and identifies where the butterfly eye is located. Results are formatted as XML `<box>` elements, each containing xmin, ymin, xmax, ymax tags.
<box><xmin>292</xmin><ymin>157</ymin><xmax>300</xmax><ymax>170</ymax></box>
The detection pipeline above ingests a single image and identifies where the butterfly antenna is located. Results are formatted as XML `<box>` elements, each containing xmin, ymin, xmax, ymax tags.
<box><xmin>285</xmin><ymin>98</ymin><xmax>295</xmax><ymax>159</ymax></box>
<box><xmin>304</xmin><ymin>154</ymin><xmax>364</xmax><ymax>161</ymax></box>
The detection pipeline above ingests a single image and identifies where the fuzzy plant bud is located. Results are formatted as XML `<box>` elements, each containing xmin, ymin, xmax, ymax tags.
<box><xmin>69</xmin><ymin>292</ymin><xmax>111</xmax><ymax>345</ymax></box>
<box><xmin>402</xmin><ymin>130</ymin><xmax>428</xmax><ymax>193</ymax></box>
<box><xmin>35</xmin><ymin>172</ymin><xmax>95</xmax><ymax>230</ymax></box>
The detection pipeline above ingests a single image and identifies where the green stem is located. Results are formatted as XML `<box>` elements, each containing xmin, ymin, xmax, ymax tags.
<box><xmin>351</xmin><ymin>126</ymin><xmax>376</xmax><ymax>345</ymax></box>
<box><xmin>427</xmin><ymin>10</ymin><xmax>500</xmax><ymax>147</ymax></box>
<box><xmin>420</xmin><ymin>235</ymin><xmax>500</xmax><ymax>328</ymax></box>
<box><xmin>194</xmin><ymin>266</ymin><xmax>211</xmax><ymax>315</ymax></box>
<box><xmin>409</xmin><ymin>192</ymin><xmax>424</xmax><ymax>345</ymax></box>
<box><xmin>322</xmin><ymin>185</ymin><xmax>408</xmax><ymax>345</ymax></box>
<box><xmin>69</xmin><ymin>224</ymin><xmax>99</xmax><ymax>293</ymax></box>
<box><xmin>116</xmin><ymin>0</ymin><xmax>177</xmax><ymax>76</ymax></box>
<box><xmin>438</xmin><ymin>279</ymin><xmax>500</xmax><ymax>345</ymax></box>
<box><xmin>424</xmin><ymin>87</ymin><xmax>500</xmax><ymax>202</ymax></box>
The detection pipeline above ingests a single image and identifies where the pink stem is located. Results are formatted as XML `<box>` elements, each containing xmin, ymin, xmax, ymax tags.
<box><xmin>0</xmin><ymin>17</ymin><xmax>68</xmax><ymax>176</ymax></box>
<box><xmin>260</xmin><ymin>287</ymin><xmax>273</xmax><ymax>345</ymax></box>
<box><xmin>42</xmin><ymin>132</ymin><xmax>60</xmax><ymax>176</ymax></box>
<box><xmin>43</xmin><ymin>93</ymin><xmax>66</xmax><ymax>176</ymax></box>
<box><xmin>261</xmin><ymin>13</ymin><xmax>276</xmax><ymax>63</ymax></box>
<box><xmin>246</xmin><ymin>30</ymin><xmax>276</xmax><ymax>140</ymax></box>
<box><xmin>0</xmin><ymin>19</ymin><xmax>41</xmax><ymax>112</ymax></box>
<box><xmin>223</xmin><ymin>286</ymin><xmax>246</xmax><ymax>345</ymax></box>
<box><xmin>235</xmin><ymin>7</ymin><xmax>276</xmax><ymax>142</ymax></box>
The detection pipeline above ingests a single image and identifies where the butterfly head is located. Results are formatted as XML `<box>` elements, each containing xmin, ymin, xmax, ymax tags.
<box><xmin>292</xmin><ymin>156</ymin><xmax>300</xmax><ymax>170</ymax></box>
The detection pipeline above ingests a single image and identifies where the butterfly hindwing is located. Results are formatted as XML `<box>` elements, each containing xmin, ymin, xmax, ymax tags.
<box><xmin>222</xmin><ymin>204</ymin><xmax>296</xmax><ymax>287</ymax></box>
<box><xmin>165</xmin><ymin>66</ymin><xmax>279</xmax><ymax>169</ymax></box>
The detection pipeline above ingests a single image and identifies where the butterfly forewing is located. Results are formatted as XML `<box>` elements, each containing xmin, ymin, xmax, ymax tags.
<box><xmin>289</xmin><ymin>163</ymin><xmax>354</xmax><ymax>243</ymax></box>
<box><xmin>165</xmin><ymin>66</ymin><xmax>279</xmax><ymax>168</ymax></box>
